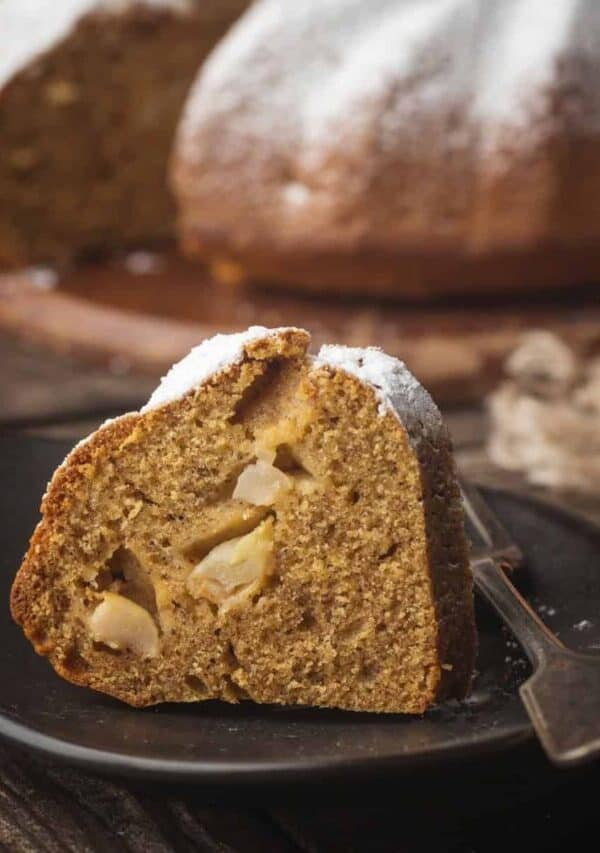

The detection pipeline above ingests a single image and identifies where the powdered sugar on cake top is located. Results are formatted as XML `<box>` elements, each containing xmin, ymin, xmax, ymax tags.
<box><xmin>143</xmin><ymin>328</ymin><xmax>444</xmax><ymax>446</ymax></box>
<box><xmin>179</xmin><ymin>0</ymin><xmax>600</xmax><ymax>185</ymax></box>
<box><xmin>0</xmin><ymin>0</ymin><xmax>195</xmax><ymax>89</ymax></box>
<box><xmin>473</xmin><ymin>0</ymin><xmax>586</xmax><ymax>126</ymax></box>
<box><xmin>52</xmin><ymin>327</ymin><xmax>295</xmax><ymax>486</ymax></box>
<box><xmin>316</xmin><ymin>343</ymin><xmax>443</xmax><ymax>445</ymax></box>
<box><xmin>142</xmin><ymin>326</ymin><xmax>298</xmax><ymax>413</ymax></box>
<box><xmin>316</xmin><ymin>345</ymin><xmax>418</xmax><ymax>416</ymax></box>
<box><xmin>52</xmin><ymin>327</ymin><xmax>444</xmax><ymax>496</ymax></box>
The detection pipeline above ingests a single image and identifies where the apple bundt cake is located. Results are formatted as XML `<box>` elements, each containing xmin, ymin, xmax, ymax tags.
<box><xmin>11</xmin><ymin>327</ymin><xmax>475</xmax><ymax>713</ymax></box>
<box><xmin>173</xmin><ymin>0</ymin><xmax>600</xmax><ymax>297</ymax></box>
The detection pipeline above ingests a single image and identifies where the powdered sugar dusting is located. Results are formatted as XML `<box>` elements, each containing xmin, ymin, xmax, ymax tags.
<box><xmin>51</xmin><ymin>326</ymin><xmax>298</xmax><ymax>482</ymax></box>
<box><xmin>142</xmin><ymin>326</ymin><xmax>297</xmax><ymax>413</ymax></box>
<box><xmin>300</xmin><ymin>0</ymin><xmax>473</xmax><ymax>159</ymax></box>
<box><xmin>474</xmin><ymin>0</ymin><xmax>581</xmax><ymax>125</ymax></box>
<box><xmin>0</xmin><ymin>0</ymin><xmax>195</xmax><ymax>89</ymax></box>
<box><xmin>316</xmin><ymin>345</ymin><xmax>418</xmax><ymax>416</ymax></box>
<box><xmin>178</xmin><ymin>0</ymin><xmax>600</xmax><ymax>215</ymax></box>
<box><xmin>315</xmin><ymin>344</ymin><xmax>443</xmax><ymax>445</ymax></box>
<box><xmin>52</xmin><ymin>328</ymin><xmax>446</xmax><ymax>502</ymax></box>
<box><xmin>146</xmin><ymin>332</ymin><xmax>445</xmax><ymax>444</ymax></box>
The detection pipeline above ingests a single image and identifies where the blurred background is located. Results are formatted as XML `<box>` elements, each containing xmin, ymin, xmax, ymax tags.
<box><xmin>1</xmin><ymin>3</ymin><xmax>600</xmax><ymax>849</ymax></box>
<box><xmin>1</xmin><ymin>0</ymin><xmax>599</xmax><ymax>513</ymax></box>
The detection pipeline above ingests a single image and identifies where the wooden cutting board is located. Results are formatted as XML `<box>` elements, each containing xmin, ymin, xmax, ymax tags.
<box><xmin>1</xmin><ymin>253</ymin><xmax>599</xmax><ymax>404</ymax></box>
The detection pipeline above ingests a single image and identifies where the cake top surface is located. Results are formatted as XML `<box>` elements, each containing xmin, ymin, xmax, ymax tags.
<box><xmin>180</xmin><ymin>0</ymin><xmax>600</xmax><ymax>170</ymax></box>
<box><xmin>142</xmin><ymin>326</ymin><xmax>300</xmax><ymax>412</ymax></box>
<box><xmin>57</xmin><ymin>326</ymin><xmax>444</xmax><ymax>496</ymax></box>
<box><xmin>316</xmin><ymin>343</ymin><xmax>443</xmax><ymax>444</ymax></box>
<box><xmin>142</xmin><ymin>326</ymin><xmax>444</xmax><ymax>445</ymax></box>
<box><xmin>315</xmin><ymin>344</ymin><xmax>422</xmax><ymax>417</ymax></box>
<box><xmin>0</xmin><ymin>0</ymin><xmax>195</xmax><ymax>89</ymax></box>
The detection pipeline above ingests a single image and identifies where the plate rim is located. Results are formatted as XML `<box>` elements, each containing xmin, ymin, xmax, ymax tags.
<box><xmin>0</xmin><ymin>708</ymin><xmax>533</xmax><ymax>783</ymax></box>
<box><xmin>2</xmin><ymin>468</ymin><xmax>600</xmax><ymax>783</ymax></box>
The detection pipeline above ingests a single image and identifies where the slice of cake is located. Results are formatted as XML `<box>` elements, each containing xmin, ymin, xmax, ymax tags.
<box><xmin>11</xmin><ymin>327</ymin><xmax>475</xmax><ymax>713</ymax></box>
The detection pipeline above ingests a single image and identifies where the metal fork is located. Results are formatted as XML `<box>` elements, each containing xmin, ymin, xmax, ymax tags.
<box><xmin>460</xmin><ymin>478</ymin><xmax>600</xmax><ymax>767</ymax></box>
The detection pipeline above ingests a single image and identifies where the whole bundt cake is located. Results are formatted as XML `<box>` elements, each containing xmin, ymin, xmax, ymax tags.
<box><xmin>0</xmin><ymin>0</ymin><xmax>249</xmax><ymax>267</ymax></box>
<box><xmin>172</xmin><ymin>0</ymin><xmax>600</xmax><ymax>298</ymax></box>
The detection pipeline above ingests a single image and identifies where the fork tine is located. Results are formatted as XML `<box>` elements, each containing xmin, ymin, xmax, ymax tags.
<box><xmin>459</xmin><ymin>477</ymin><xmax>523</xmax><ymax>568</ymax></box>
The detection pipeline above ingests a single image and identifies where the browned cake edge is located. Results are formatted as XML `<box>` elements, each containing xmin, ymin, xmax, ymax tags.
<box><xmin>316</xmin><ymin>345</ymin><xmax>476</xmax><ymax>701</ymax></box>
<box><xmin>179</xmin><ymin>230</ymin><xmax>600</xmax><ymax>299</ymax></box>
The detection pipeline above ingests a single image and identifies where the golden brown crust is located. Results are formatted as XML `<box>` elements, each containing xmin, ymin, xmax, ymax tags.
<box><xmin>10</xmin><ymin>414</ymin><xmax>140</xmax><ymax>694</ymax></box>
<box><xmin>417</xmin><ymin>425</ymin><xmax>476</xmax><ymax>701</ymax></box>
<box><xmin>181</xmin><ymin>232</ymin><xmax>600</xmax><ymax>299</ymax></box>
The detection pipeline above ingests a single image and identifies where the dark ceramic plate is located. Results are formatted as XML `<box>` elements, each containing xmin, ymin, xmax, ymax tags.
<box><xmin>1</xmin><ymin>432</ymin><xmax>599</xmax><ymax>784</ymax></box>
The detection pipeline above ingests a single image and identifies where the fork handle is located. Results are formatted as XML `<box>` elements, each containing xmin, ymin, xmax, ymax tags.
<box><xmin>473</xmin><ymin>557</ymin><xmax>564</xmax><ymax>667</ymax></box>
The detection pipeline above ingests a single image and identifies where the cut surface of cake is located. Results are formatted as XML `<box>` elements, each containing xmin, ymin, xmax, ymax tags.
<box><xmin>0</xmin><ymin>0</ymin><xmax>249</xmax><ymax>267</ymax></box>
<box><xmin>11</xmin><ymin>327</ymin><xmax>475</xmax><ymax>713</ymax></box>
<box><xmin>173</xmin><ymin>0</ymin><xmax>600</xmax><ymax>297</ymax></box>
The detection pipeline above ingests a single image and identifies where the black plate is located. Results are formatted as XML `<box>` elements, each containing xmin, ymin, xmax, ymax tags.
<box><xmin>1</xmin><ymin>432</ymin><xmax>599</xmax><ymax>784</ymax></box>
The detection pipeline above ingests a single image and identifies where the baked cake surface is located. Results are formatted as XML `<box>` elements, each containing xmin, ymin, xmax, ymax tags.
<box><xmin>11</xmin><ymin>326</ymin><xmax>475</xmax><ymax>713</ymax></box>
<box><xmin>173</xmin><ymin>0</ymin><xmax>600</xmax><ymax>296</ymax></box>
<box><xmin>0</xmin><ymin>0</ymin><xmax>248</xmax><ymax>267</ymax></box>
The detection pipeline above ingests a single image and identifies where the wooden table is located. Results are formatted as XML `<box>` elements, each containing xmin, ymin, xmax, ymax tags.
<box><xmin>1</xmin><ymin>331</ymin><xmax>599</xmax><ymax>852</ymax></box>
